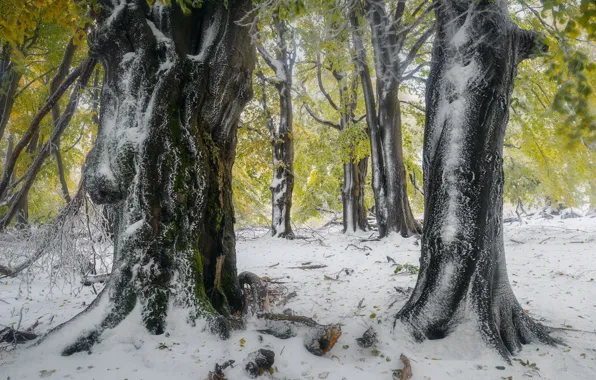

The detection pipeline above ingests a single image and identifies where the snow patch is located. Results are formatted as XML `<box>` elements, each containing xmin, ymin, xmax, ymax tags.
<box><xmin>1</xmin><ymin>217</ymin><xmax>596</xmax><ymax>378</ymax></box>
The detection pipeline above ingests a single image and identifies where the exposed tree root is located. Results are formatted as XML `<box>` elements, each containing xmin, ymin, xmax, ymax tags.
<box><xmin>398</xmin><ymin>295</ymin><xmax>560</xmax><ymax>362</ymax></box>
<box><xmin>482</xmin><ymin>304</ymin><xmax>561</xmax><ymax>361</ymax></box>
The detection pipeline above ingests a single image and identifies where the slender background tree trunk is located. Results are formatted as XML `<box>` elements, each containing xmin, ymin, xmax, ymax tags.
<box><xmin>0</xmin><ymin>44</ymin><xmax>21</xmax><ymax>143</ymax></box>
<box><xmin>350</xmin><ymin>1</ymin><xmax>429</xmax><ymax>238</ymax></box>
<box><xmin>256</xmin><ymin>10</ymin><xmax>296</xmax><ymax>239</ymax></box>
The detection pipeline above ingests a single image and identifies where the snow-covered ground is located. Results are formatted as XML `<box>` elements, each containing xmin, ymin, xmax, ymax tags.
<box><xmin>1</xmin><ymin>214</ymin><xmax>595</xmax><ymax>379</ymax></box>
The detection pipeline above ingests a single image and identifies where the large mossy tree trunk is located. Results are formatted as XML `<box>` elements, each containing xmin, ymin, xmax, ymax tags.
<box><xmin>56</xmin><ymin>0</ymin><xmax>254</xmax><ymax>356</ymax></box>
<box><xmin>396</xmin><ymin>0</ymin><xmax>556</xmax><ymax>359</ymax></box>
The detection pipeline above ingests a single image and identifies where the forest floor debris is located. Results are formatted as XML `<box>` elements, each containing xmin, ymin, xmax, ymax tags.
<box><xmin>1</xmin><ymin>214</ymin><xmax>596</xmax><ymax>379</ymax></box>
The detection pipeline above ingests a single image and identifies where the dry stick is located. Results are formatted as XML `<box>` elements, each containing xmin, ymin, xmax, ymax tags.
<box><xmin>288</xmin><ymin>265</ymin><xmax>327</xmax><ymax>270</ymax></box>
<box><xmin>0</xmin><ymin>62</ymin><xmax>85</xmax><ymax>200</ymax></box>
<box><xmin>257</xmin><ymin>313</ymin><xmax>319</xmax><ymax>328</ymax></box>
<box><xmin>547</xmin><ymin>325</ymin><xmax>596</xmax><ymax>335</ymax></box>
<box><xmin>0</xmin><ymin>58</ymin><xmax>96</xmax><ymax>230</ymax></box>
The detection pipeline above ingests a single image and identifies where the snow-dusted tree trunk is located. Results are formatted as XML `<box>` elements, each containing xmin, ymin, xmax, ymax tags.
<box><xmin>350</xmin><ymin>1</ymin><xmax>429</xmax><ymax>238</ymax></box>
<box><xmin>342</xmin><ymin>157</ymin><xmax>368</xmax><ymax>233</ymax></box>
<box><xmin>304</xmin><ymin>59</ymin><xmax>368</xmax><ymax>233</ymax></box>
<box><xmin>256</xmin><ymin>10</ymin><xmax>295</xmax><ymax>239</ymax></box>
<box><xmin>336</xmin><ymin>70</ymin><xmax>368</xmax><ymax>233</ymax></box>
<box><xmin>396</xmin><ymin>0</ymin><xmax>556</xmax><ymax>359</ymax></box>
<box><xmin>54</xmin><ymin>0</ymin><xmax>254</xmax><ymax>355</ymax></box>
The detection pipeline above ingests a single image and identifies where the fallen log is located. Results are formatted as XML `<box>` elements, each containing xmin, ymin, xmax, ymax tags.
<box><xmin>81</xmin><ymin>273</ymin><xmax>110</xmax><ymax>286</ymax></box>
<box><xmin>256</xmin><ymin>313</ymin><xmax>342</xmax><ymax>356</ymax></box>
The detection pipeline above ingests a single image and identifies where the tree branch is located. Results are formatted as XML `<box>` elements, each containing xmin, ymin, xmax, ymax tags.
<box><xmin>302</xmin><ymin>103</ymin><xmax>341</xmax><ymax>131</ymax></box>
<box><xmin>400</xmin><ymin>62</ymin><xmax>429</xmax><ymax>82</ymax></box>
<box><xmin>352</xmin><ymin>114</ymin><xmax>367</xmax><ymax>124</ymax></box>
<box><xmin>54</xmin><ymin>146</ymin><xmax>71</xmax><ymax>203</ymax></box>
<box><xmin>0</xmin><ymin>58</ymin><xmax>96</xmax><ymax>229</ymax></box>
<box><xmin>400</xmin><ymin>24</ymin><xmax>434</xmax><ymax>75</ymax></box>
<box><xmin>396</xmin><ymin>2</ymin><xmax>434</xmax><ymax>50</ymax></box>
<box><xmin>516</xmin><ymin>28</ymin><xmax>549</xmax><ymax>63</ymax></box>
<box><xmin>400</xmin><ymin>99</ymin><xmax>425</xmax><ymax>113</ymax></box>
<box><xmin>316</xmin><ymin>53</ymin><xmax>339</xmax><ymax>110</ymax></box>
<box><xmin>0</xmin><ymin>62</ymin><xmax>84</xmax><ymax>200</ymax></box>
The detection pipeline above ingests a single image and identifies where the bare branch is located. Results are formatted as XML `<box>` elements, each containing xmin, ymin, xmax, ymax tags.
<box><xmin>400</xmin><ymin>62</ymin><xmax>429</xmax><ymax>82</ymax></box>
<box><xmin>316</xmin><ymin>53</ymin><xmax>339</xmax><ymax>110</ymax></box>
<box><xmin>396</xmin><ymin>2</ymin><xmax>434</xmax><ymax>51</ymax></box>
<box><xmin>400</xmin><ymin>99</ymin><xmax>425</xmax><ymax>113</ymax></box>
<box><xmin>0</xmin><ymin>62</ymin><xmax>85</xmax><ymax>200</ymax></box>
<box><xmin>303</xmin><ymin>103</ymin><xmax>341</xmax><ymax>131</ymax></box>
<box><xmin>0</xmin><ymin>58</ymin><xmax>96</xmax><ymax>229</ymax></box>
<box><xmin>400</xmin><ymin>24</ymin><xmax>435</xmax><ymax>74</ymax></box>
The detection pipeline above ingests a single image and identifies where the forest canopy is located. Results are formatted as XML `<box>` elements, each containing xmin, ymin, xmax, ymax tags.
<box><xmin>0</xmin><ymin>0</ymin><xmax>594</xmax><ymax>231</ymax></box>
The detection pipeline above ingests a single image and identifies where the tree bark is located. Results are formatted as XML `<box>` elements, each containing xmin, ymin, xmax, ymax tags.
<box><xmin>342</xmin><ymin>156</ymin><xmax>369</xmax><ymax>232</ymax></box>
<box><xmin>256</xmin><ymin>10</ymin><xmax>295</xmax><ymax>239</ymax></box>
<box><xmin>0</xmin><ymin>134</ymin><xmax>13</xmax><ymax>203</ymax></box>
<box><xmin>45</xmin><ymin>0</ymin><xmax>254</xmax><ymax>356</ymax></box>
<box><xmin>0</xmin><ymin>43</ymin><xmax>21</xmax><ymax>143</ymax></box>
<box><xmin>350</xmin><ymin>1</ymin><xmax>426</xmax><ymax>238</ymax></box>
<box><xmin>54</xmin><ymin>147</ymin><xmax>71</xmax><ymax>203</ymax></box>
<box><xmin>396</xmin><ymin>0</ymin><xmax>556</xmax><ymax>359</ymax></box>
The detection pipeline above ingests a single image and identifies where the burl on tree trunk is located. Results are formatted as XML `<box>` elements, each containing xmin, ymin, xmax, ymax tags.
<box><xmin>396</xmin><ymin>0</ymin><xmax>557</xmax><ymax>359</ymax></box>
<box><xmin>45</xmin><ymin>0</ymin><xmax>254</xmax><ymax>356</ymax></box>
